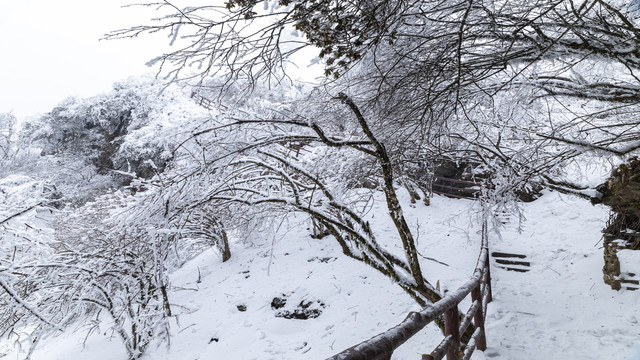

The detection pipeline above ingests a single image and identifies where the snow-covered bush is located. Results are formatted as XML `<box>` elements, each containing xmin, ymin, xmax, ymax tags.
<box><xmin>0</xmin><ymin>175</ymin><xmax>65</xmax><ymax>356</ymax></box>
<box><xmin>42</xmin><ymin>179</ymin><xmax>233</xmax><ymax>358</ymax></box>
<box><xmin>52</xmin><ymin>192</ymin><xmax>173</xmax><ymax>359</ymax></box>
<box><xmin>0</xmin><ymin>113</ymin><xmax>17</xmax><ymax>161</ymax></box>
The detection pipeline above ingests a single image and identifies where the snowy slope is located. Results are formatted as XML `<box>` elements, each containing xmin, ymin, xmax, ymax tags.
<box><xmin>2</xmin><ymin>190</ymin><xmax>638</xmax><ymax>360</ymax></box>
<box><xmin>478</xmin><ymin>190</ymin><xmax>640</xmax><ymax>360</ymax></box>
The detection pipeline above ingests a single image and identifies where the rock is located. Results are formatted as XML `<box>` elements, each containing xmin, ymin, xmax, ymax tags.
<box><xmin>271</xmin><ymin>293</ymin><xmax>325</xmax><ymax>319</ymax></box>
<box><xmin>599</xmin><ymin>157</ymin><xmax>640</xmax><ymax>219</ymax></box>
<box><xmin>598</xmin><ymin>158</ymin><xmax>640</xmax><ymax>290</ymax></box>
<box><xmin>271</xmin><ymin>296</ymin><xmax>287</xmax><ymax>310</ymax></box>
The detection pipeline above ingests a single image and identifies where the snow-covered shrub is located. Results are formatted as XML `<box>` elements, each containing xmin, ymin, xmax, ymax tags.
<box><xmin>0</xmin><ymin>175</ymin><xmax>65</xmax><ymax>356</ymax></box>
<box><xmin>0</xmin><ymin>113</ymin><xmax>17</xmax><ymax>161</ymax></box>
<box><xmin>42</xmin><ymin>178</ymin><xmax>234</xmax><ymax>358</ymax></box>
<box><xmin>0</xmin><ymin>173</ymin><xmax>229</xmax><ymax>359</ymax></box>
<box><xmin>53</xmin><ymin>192</ymin><xmax>176</xmax><ymax>359</ymax></box>
<box><xmin>0</xmin><ymin>177</ymin><xmax>160</xmax><ymax>358</ymax></box>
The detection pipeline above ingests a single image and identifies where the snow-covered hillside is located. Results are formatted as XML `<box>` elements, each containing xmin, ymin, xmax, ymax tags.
<box><xmin>2</xmin><ymin>190</ymin><xmax>638</xmax><ymax>360</ymax></box>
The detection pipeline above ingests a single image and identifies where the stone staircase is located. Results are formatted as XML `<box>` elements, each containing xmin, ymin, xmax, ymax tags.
<box><xmin>491</xmin><ymin>252</ymin><xmax>531</xmax><ymax>273</ymax></box>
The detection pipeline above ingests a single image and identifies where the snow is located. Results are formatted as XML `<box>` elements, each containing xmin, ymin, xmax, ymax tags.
<box><xmin>627</xmin><ymin>347</ymin><xmax>640</xmax><ymax>360</ymax></box>
<box><xmin>1</xmin><ymin>191</ymin><xmax>639</xmax><ymax>360</ymax></box>
<box><xmin>619</xmin><ymin>250</ymin><xmax>640</xmax><ymax>276</ymax></box>
<box><xmin>477</xmin><ymin>190</ymin><xmax>640</xmax><ymax>360</ymax></box>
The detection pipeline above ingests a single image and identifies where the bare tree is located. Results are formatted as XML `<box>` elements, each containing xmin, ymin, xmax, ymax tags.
<box><xmin>101</xmin><ymin>0</ymin><xmax>640</xmax><ymax>347</ymax></box>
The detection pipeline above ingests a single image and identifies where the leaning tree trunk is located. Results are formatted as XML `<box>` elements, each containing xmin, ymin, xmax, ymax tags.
<box><xmin>339</xmin><ymin>93</ymin><xmax>441</xmax><ymax>303</ymax></box>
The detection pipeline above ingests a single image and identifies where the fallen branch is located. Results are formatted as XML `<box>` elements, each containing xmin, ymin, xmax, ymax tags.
<box><xmin>0</xmin><ymin>202</ymin><xmax>42</xmax><ymax>226</ymax></box>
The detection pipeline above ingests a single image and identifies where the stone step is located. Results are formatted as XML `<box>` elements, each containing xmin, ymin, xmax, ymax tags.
<box><xmin>495</xmin><ymin>259</ymin><xmax>531</xmax><ymax>267</ymax></box>
<box><xmin>620</xmin><ymin>278</ymin><xmax>639</xmax><ymax>285</ymax></box>
<box><xmin>620</xmin><ymin>274</ymin><xmax>640</xmax><ymax>290</ymax></box>
<box><xmin>492</xmin><ymin>252</ymin><xmax>530</xmax><ymax>273</ymax></box>
<box><xmin>492</xmin><ymin>252</ymin><xmax>526</xmax><ymax>259</ymax></box>
<box><xmin>496</xmin><ymin>265</ymin><xmax>530</xmax><ymax>273</ymax></box>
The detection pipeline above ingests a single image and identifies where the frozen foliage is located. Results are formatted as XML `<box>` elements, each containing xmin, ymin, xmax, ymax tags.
<box><xmin>0</xmin><ymin>113</ymin><xmax>17</xmax><ymax>161</ymax></box>
<box><xmin>21</xmin><ymin>76</ymin><xmax>207</xmax><ymax>205</ymax></box>
<box><xmin>114</xmin><ymin>0</ymin><xmax>640</xmax><ymax>200</ymax></box>
<box><xmin>0</xmin><ymin>78</ymin><xmax>215</xmax><ymax>359</ymax></box>
<box><xmin>0</xmin><ymin>177</ymin><xmax>229</xmax><ymax>359</ymax></box>
<box><xmin>0</xmin><ymin>175</ymin><xmax>62</xmax><ymax>355</ymax></box>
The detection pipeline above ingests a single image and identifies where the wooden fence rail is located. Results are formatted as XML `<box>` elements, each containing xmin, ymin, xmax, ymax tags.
<box><xmin>327</xmin><ymin>219</ymin><xmax>492</xmax><ymax>360</ymax></box>
<box><xmin>191</xmin><ymin>92</ymin><xmax>229</xmax><ymax>112</ymax></box>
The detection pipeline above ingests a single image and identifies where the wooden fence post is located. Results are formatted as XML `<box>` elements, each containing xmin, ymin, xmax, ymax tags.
<box><xmin>444</xmin><ymin>306</ymin><xmax>461</xmax><ymax>360</ymax></box>
<box><xmin>471</xmin><ymin>285</ymin><xmax>487</xmax><ymax>351</ymax></box>
<box><xmin>485</xmin><ymin>251</ymin><xmax>493</xmax><ymax>303</ymax></box>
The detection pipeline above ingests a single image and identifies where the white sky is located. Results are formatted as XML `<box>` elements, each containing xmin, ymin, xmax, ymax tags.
<box><xmin>0</xmin><ymin>0</ymin><xmax>170</xmax><ymax>121</ymax></box>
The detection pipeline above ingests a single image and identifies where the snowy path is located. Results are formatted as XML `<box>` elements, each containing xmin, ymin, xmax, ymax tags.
<box><xmin>477</xmin><ymin>191</ymin><xmax>640</xmax><ymax>360</ymax></box>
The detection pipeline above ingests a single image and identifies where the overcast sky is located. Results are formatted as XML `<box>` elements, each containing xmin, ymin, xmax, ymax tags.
<box><xmin>0</xmin><ymin>1</ymin><xmax>170</xmax><ymax>120</ymax></box>
<box><xmin>0</xmin><ymin>1</ymin><xmax>323</xmax><ymax>122</ymax></box>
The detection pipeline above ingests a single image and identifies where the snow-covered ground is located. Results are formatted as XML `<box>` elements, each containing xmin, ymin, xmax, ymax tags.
<box><xmin>478</xmin><ymin>190</ymin><xmax>640</xmax><ymax>360</ymax></box>
<box><xmin>2</xmin><ymin>190</ymin><xmax>638</xmax><ymax>359</ymax></box>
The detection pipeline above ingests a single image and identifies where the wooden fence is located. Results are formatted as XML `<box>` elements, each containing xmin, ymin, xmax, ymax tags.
<box><xmin>191</xmin><ymin>92</ymin><xmax>228</xmax><ymax>112</ymax></box>
<box><xmin>327</xmin><ymin>219</ymin><xmax>492</xmax><ymax>360</ymax></box>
